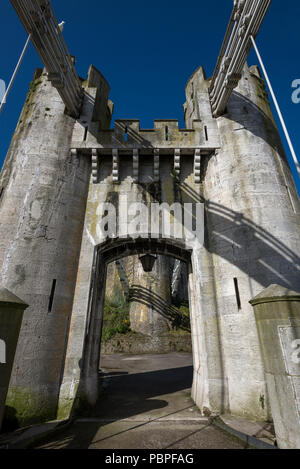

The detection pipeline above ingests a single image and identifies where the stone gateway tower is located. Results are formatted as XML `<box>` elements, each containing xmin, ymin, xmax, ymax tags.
<box><xmin>1</xmin><ymin>0</ymin><xmax>300</xmax><ymax>449</ymax></box>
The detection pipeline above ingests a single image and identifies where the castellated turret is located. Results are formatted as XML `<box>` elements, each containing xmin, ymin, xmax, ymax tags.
<box><xmin>184</xmin><ymin>63</ymin><xmax>300</xmax><ymax>418</ymax></box>
<box><xmin>0</xmin><ymin>66</ymin><xmax>112</xmax><ymax>424</ymax></box>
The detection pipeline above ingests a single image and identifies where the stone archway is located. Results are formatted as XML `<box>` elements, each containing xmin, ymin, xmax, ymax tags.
<box><xmin>57</xmin><ymin>236</ymin><xmax>213</xmax><ymax>420</ymax></box>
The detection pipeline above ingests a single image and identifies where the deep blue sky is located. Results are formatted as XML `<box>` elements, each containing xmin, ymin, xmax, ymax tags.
<box><xmin>0</xmin><ymin>0</ymin><xmax>299</xmax><ymax>192</ymax></box>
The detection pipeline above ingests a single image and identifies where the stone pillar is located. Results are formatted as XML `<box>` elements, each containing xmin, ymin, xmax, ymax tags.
<box><xmin>129</xmin><ymin>255</ymin><xmax>172</xmax><ymax>336</ymax></box>
<box><xmin>0</xmin><ymin>288</ymin><xmax>28</xmax><ymax>430</ymax></box>
<box><xmin>250</xmin><ymin>284</ymin><xmax>300</xmax><ymax>449</ymax></box>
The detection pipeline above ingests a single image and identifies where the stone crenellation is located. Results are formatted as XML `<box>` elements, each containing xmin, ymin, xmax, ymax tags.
<box><xmin>71</xmin><ymin>119</ymin><xmax>220</xmax><ymax>152</ymax></box>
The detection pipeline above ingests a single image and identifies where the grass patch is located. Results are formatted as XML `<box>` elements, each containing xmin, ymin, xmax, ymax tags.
<box><xmin>171</xmin><ymin>300</ymin><xmax>191</xmax><ymax>331</ymax></box>
<box><xmin>102</xmin><ymin>288</ymin><xmax>131</xmax><ymax>342</ymax></box>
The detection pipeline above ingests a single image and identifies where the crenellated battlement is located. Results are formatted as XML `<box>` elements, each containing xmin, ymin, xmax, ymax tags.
<box><xmin>71</xmin><ymin>118</ymin><xmax>220</xmax><ymax>151</ymax></box>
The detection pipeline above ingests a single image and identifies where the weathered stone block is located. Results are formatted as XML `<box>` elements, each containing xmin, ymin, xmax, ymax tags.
<box><xmin>0</xmin><ymin>288</ymin><xmax>28</xmax><ymax>430</ymax></box>
<box><xmin>250</xmin><ymin>284</ymin><xmax>300</xmax><ymax>449</ymax></box>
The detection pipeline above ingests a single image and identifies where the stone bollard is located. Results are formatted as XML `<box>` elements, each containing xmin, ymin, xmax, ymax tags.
<box><xmin>250</xmin><ymin>284</ymin><xmax>300</xmax><ymax>449</ymax></box>
<box><xmin>0</xmin><ymin>288</ymin><xmax>28</xmax><ymax>430</ymax></box>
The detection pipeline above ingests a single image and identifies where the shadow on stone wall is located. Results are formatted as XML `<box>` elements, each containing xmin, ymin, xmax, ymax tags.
<box><xmin>129</xmin><ymin>285</ymin><xmax>191</xmax><ymax>332</ymax></box>
<box><xmin>179</xmin><ymin>182</ymin><xmax>299</xmax><ymax>292</ymax></box>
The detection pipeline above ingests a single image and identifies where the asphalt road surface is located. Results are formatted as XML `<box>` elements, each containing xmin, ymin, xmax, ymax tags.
<box><xmin>34</xmin><ymin>353</ymin><xmax>245</xmax><ymax>449</ymax></box>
